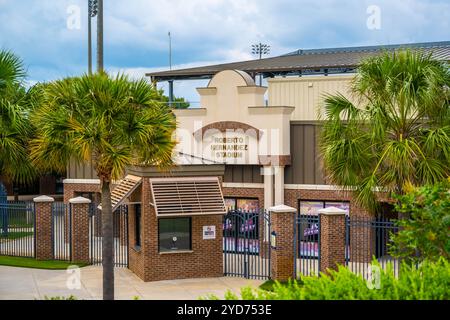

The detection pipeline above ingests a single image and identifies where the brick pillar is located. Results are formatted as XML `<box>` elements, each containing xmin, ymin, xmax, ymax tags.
<box><xmin>269</xmin><ymin>205</ymin><xmax>297</xmax><ymax>281</ymax></box>
<box><xmin>70</xmin><ymin>197</ymin><xmax>91</xmax><ymax>264</ymax></box>
<box><xmin>319</xmin><ymin>207</ymin><xmax>347</xmax><ymax>274</ymax></box>
<box><xmin>33</xmin><ymin>196</ymin><xmax>55</xmax><ymax>260</ymax></box>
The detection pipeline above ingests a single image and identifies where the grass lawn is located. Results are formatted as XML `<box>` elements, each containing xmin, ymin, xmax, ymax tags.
<box><xmin>0</xmin><ymin>256</ymin><xmax>88</xmax><ymax>270</ymax></box>
<box><xmin>259</xmin><ymin>280</ymin><xmax>301</xmax><ymax>291</ymax></box>
<box><xmin>0</xmin><ymin>231</ymin><xmax>33</xmax><ymax>240</ymax></box>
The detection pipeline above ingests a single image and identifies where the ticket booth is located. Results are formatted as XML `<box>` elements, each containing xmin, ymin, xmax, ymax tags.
<box><xmin>125</xmin><ymin>164</ymin><xmax>227</xmax><ymax>282</ymax></box>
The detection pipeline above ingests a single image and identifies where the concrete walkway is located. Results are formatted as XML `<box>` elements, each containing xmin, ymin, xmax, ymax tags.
<box><xmin>0</xmin><ymin>266</ymin><xmax>263</xmax><ymax>300</ymax></box>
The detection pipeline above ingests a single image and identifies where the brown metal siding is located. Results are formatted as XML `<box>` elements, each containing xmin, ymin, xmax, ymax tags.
<box><xmin>223</xmin><ymin>165</ymin><xmax>263</xmax><ymax>184</ymax></box>
<box><xmin>285</xmin><ymin>123</ymin><xmax>325</xmax><ymax>185</ymax></box>
<box><xmin>67</xmin><ymin>159</ymin><xmax>97</xmax><ymax>179</ymax></box>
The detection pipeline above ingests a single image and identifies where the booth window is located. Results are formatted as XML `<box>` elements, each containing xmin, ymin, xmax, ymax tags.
<box><xmin>297</xmin><ymin>200</ymin><xmax>350</xmax><ymax>258</ymax></box>
<box><xmin>224</xmin><ymin>198</ymin><xmax>260</xmax><ymax>212</ymax></box>
<box><xmin>134</xmin><ymin>204</ymin><xmax>142</xmax><ymax>249</ymax></box>
<box><xmin>159</xmin><ymin>218</ymin><xmax>192</xmax><ymax>253</ymax></box>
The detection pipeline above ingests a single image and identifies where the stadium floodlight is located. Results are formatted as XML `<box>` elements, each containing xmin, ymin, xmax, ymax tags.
<box><xmin>88</xmin><ymin>0</ymin><xmax>98</xmax><ymax>74</ymax></box>
<box><xmin>252</xmin><ymin>43</ymin><xmax>271</xmax><ymax>60</ymax></box>
<box><xmin>89</xmin><ymin>0</ymin><xmax>99</xmax><ymax>17</ymax></box>
<box><xmin>251</xmin><ymin>43</ymin><xmax>271</xmax><ymax>86</ymax></box>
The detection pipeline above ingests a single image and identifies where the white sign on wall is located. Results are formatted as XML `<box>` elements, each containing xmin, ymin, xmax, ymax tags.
<box><xmin>203</xmin><ymin>226</ymin><xmax>216</xmax><ymax>240</ymax></box>
<box><xmin>202</xmin><ymin>131</ymin><xmax>259</xmax><ymax>165</ymax></box>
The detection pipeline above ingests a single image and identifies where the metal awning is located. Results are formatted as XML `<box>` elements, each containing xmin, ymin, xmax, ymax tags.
<box><xmin>150</xmin><ymin>177</ymin><xmax>226</xmax><ymax>217</ymax></box>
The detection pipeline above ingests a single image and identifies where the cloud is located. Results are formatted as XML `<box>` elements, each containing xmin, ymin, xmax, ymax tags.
<box><xmin>0</xmin><ymin>0</ymin><xmax>449</xmax><ymax>98</ymax></box>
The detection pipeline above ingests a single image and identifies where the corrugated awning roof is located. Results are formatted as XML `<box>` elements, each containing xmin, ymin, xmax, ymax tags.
<box><xmin>147</xmin><ymin>41</ymin><xmax>450</xmax><ymax>81</ymax></box>
<box><xmin>150</xmin><ymin>177</ymin><xmax>226</xmax><ymax>217</ymax></box>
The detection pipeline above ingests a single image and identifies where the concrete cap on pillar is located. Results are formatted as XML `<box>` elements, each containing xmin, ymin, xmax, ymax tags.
<box><xmin>69</xmin><ymin>197</ymin><xmax>92</xmax><ymax>204</ymax></box>
<box><xmin>33</xmin><ymin>195</ymin><xmax>55</xmax><ymax>203</ymax></box>
<box><xmin>268</xmin><ymin>204</ymin><xmax>297</xmax><ymax>213</ymax></box>
<box><xmin>318</xmin><ymin>207</ymin><xmax>348</xmax><ymax>216</ymax></box>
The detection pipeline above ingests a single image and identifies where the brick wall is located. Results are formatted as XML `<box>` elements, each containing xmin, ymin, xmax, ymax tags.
<box><xmin>128</xmin><ymin>178</ymin><xmax>223</xmax><ymax>282</ymax></box>
<box><xmin>144</xmin><ymin>213</ymin><xmax>223</xmax><ymax>282</ymax></box>
<box><xmin>64</xmin><ymin>183</ymin><xmax>101</xmax><ymax>203</ymax></box>
<box><xmin>225</xmin><ymin>186</ymin><xmax>378</xmax><ymax>264</ymax></box>
<box><xmin>222</xmin><ymin>187</ymin><xmax>264</xmax><ymax>207</ymax></box>
<box><xmin>285</xmin><ymin>188</ymin><xmax>372</xmax><ymax>218</ymax></box>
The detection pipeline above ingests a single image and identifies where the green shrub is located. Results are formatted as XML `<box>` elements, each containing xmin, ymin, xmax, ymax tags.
<box><xmin>43</xmin><ymin>295</ymin><xmax>78</xmax><ymax>300</ymax></box>
<box><xmin>209</xmin><ymin>259</ymin><xmax>450</xmax><ymax>300</ymax></box>
<box><xmin>391</xmin><ymin>180</ymin><xmax>450</xmax><ymax>262</ymax></box>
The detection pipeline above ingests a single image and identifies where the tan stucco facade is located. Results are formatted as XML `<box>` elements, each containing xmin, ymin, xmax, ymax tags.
<box><xmin>173</xmin><ymin>70</ymin><xmax>295</xmax><ymax>208</ymax></box>
<box><xmin>174</xmin><ymin>70</ymin><xmax>294</xmax><ymax>165</ymax></box>
<box><xmin>64</xmin><ymin>70</ymin><xmax>358</xmax><ymax>211</ymax></box>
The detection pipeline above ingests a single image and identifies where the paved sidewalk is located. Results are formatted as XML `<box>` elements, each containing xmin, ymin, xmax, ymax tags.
<box><xmin>0</xmin><ymin>266</ymin><xmax>263</xmax><ymax>300</ymax></box>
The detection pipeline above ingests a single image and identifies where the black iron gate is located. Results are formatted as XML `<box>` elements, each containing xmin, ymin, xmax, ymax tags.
<box><xmin>294</xmin><ymin>214</ymin><xmax>320</xmax><ymax>278</ymax></box>
<box><xmin>0</xmin><ymin>198</ymin><xmax>35</xmax><ymax>258</ymax></box>
<box><xmin>223</xmin><ymin>210</ymin><xmax>271</xmax><ymax>280</ymax></box>
<box><xmin>51</xmin><ymin>202</ymin><xmax>71</xmax><ymax>261</ymax></box>
<box><xmin>89</xmin><ymin>204</ymin><xmax>129</xmax><ymax>268</ymax></box>
<box><xmin>345</xmin><ymin>216</ymin><xmax>400</xmax><ymax>279</ymax></box>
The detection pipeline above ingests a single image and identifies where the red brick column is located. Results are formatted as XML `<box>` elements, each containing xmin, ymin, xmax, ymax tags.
<box><xmin>319</xmin><ymin>207</ymin><xmax>347</xmax><ymax>274</ymax></box>
<box><xmin>33</xmin><ymin>196</ymin><xmax>55</xmax><ymax>260</ymax></box>
<box><xmin>269</xmin><ymin>205</ymin><xmax>297</xmax><ymax>281</ymax></box>
<box><xmin>70</xmin><ymin>197</ymin><xmax>91</xmax><ymax>264</ymax></box>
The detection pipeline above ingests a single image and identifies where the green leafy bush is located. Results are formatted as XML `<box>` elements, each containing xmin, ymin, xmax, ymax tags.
<box><xmin>391</xmin><ymin>180</ymin><xmax>450</xmax><ymax>262</ymax></box>
<box><xmin>209</xmin><ymin>259</ymin><xmax>449</xmax><ymax>300</ymax></box>
<box><xmin>43</xmin><ymin>295</ymin><xmax>78</xmax><ymax>300</ymax></box>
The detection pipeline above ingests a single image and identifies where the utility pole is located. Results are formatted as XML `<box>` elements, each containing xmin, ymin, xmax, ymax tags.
<box><xmin>97</xmin><ymin>0</ymin><xmax>104</xmax><ymax>72</ymax></box>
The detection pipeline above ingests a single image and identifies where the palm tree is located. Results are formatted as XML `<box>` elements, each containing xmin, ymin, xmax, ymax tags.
<box><xmin>320</xmin><ymin>50</ymin><xmax>450</xmax><ymax>213</ymax></box>
<box><xmin>31</xmin><ymin>72</ymin><xmax>177</xmax><ymax>300</ymax></box>
<box><xmin>0</xmin><ymin>50</ymin><xmax>35</xmax><ymax>187</ymax></box>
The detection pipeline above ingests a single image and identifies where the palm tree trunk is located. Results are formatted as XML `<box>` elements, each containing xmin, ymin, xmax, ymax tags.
<box><xmin>101</xmin><ymin>180</ymin><xmax>114</xmax><ymax>300</ymax></box>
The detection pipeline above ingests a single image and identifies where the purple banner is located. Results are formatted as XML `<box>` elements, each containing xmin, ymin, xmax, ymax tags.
<box><xmin>223</xmin><ymin>237</ymin><xmax>259</xmax><ymax>254</ymax></box>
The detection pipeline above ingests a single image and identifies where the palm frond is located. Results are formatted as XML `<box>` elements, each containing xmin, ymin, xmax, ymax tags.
<box><xmin>319</xmin><ymin>50</ymin><xmax>450</xmax><ymax>213</ymax></box>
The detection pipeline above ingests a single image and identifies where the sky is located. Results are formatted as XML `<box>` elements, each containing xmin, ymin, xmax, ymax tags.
<box><xmin>0</xmin><ymin>0</ymin><xmax>449</xmax><ymax>102</ymax></box>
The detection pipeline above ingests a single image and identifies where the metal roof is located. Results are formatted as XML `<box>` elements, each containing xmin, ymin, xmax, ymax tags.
<box><xmin>147</xmin><ymin>41</ymin><xmax>450</xmax><ymax>81</ymax></box>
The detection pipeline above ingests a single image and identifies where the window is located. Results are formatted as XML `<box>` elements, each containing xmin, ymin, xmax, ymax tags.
<box><xmin>55</xmin><ymin>176</ymin><xmax>65</xmax><ymax>195</ymax></box>
<box><xmin>158</xmin><ymin>218</ymin><xmax>192</xmax><ymax>253</ymax></box>
<box><xmin>299</xmin><ymin>200</ymin><xmax>350</xmax><ymax>216</ymax></box>
<box><xmin>135</xmin><ymin>204</ymin><xmax>141</xmax><ymax>248</ymax></box>
<box><xmin>224</xmin><ymin>197</ymin><xmax>260</xmax><ymax>212</ymax></box>
<box><xmin>298</xmin><ymin>200</ymin><xmax>350</xmax><ymax>258</ymax></box>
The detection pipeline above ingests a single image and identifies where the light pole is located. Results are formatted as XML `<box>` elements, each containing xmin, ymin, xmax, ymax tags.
<box><xmin>168</xmin><ymin>31</ymin><xmax>172</xmax><ymax>71</ymax></box>
<box><xmin>97</xmin><ymin>0</ymin><xmax>104</xmax><ymax>72</ymax></box>
<box><xmin>168</xmin><ymin>31</ymin><xmax>174</xmax><ymax>107</ymax></box>
<box><xmin>252</xmin><ymin>43</ymin><xmax>270</xmax><ymax>86</ymax></box>
<box><xmin>88</xmin><ymin>0</ymin><xmax>98</xmax><ymax>74</ymax></box>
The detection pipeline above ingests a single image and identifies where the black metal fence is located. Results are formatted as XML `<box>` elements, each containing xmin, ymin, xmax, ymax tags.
<box><xmin>0</xmin><ymin>201</ymin><xmax>35</xmax><ymax>258</ymax></box>
<box><xmin>89</xmin><ymin>204</ymin><xmax>129</xmax><ymax>268</ymax></box>
<box><xmin>346</xmin><ymin>216</ymin><xmax>400</xmax><ymax>279</ymax></box>
<box><xmin>52</xmin><ymin>202</ymin><xmax>71</xmax><ymax>261</ymax></box>
<box><xmin>294</xmin><ymin>215</ymin><xmax>320</xmax><ymax>278</ymax></box>
<box><xmin>223</xmin><ymin>210</ymin><xmax>271</xmax><ymax>280</ymax></box>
